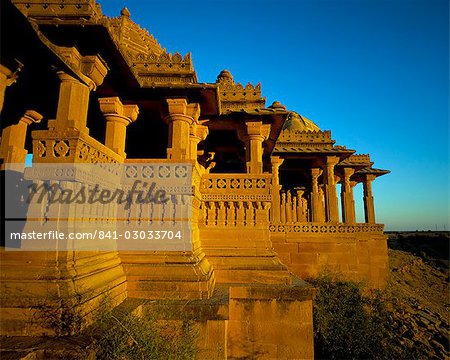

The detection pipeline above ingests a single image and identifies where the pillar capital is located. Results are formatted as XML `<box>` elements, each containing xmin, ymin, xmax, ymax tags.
<box><xmin>57</xmin><ymin>47</ymin><xmax>108</xmax><ymax>90</ymax></box>
<box><xmin>189</xmin><ymin>122</ymin><xmax>209</xmax><ymax>161</ymax></box>
<box><xmin>342</xmin><ymin>167</ymin><xmax>355</xmax><ymax>177</ymax></box>
<box><xmin>190</xmin><ymin>122</ymin><xmax>209</xmax><ymax>140</ymax></box>
<box><xmin>364</xmin><ymin>174</ymin><xmax>377</xmax><ymax>183</ymax></box>
<box><xmin>98</xmin><ymin>96</ymin><xmax>139</xmax><ymax>125</ymax></box>
<box><xmin>325</xmin><ymin>155</ymin><xmax>340</xmax><ymax>167</ymax></box>
<box><xmin>270</xmin><ymin>156</ymin><xmax>284</xmax><ymax>168</ymax></box>
<box><xmin>339</xmin><ymin>167</ymin><xmax>355</xmax><ymax>185</ymax></box>
<box><xmin>0</xmin><ymin>110</ymin><xmax>43</xmax><ymax>170</ymax></box>
<box><xmin>237</xmin><ymin>121</ymin><xmax>271</xmax><ymax>142</ymax></box>
<box><xmin>19</xmin><ymin>110</ymin><xmax>43</xmax><ymax>126</ymax></box>
<box><xmin>164</xmin><ymin>98</ymin><xmax>200</xmax><ymax>122</ymax></box>
<box><xmin>311</xmin><ymin>167</ymin><xmax>322</xmax><ymax>179</ymax></box>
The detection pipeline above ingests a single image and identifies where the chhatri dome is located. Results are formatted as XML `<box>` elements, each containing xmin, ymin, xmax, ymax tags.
<box><xmin>282</xmin><ymin>111</ymin><xmax>320</xmax><ymax>132</ymax></box>
<box><xmin>268</xmin><ymin>101</ymin><xmax>320</xmax><ymax>132</ymax></box>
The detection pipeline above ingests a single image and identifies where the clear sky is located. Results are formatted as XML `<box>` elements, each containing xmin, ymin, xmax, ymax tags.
<box><xmin>99</xmin><ymin>0</ymin><xmax>449</xmax><ymax>231</ymax></box>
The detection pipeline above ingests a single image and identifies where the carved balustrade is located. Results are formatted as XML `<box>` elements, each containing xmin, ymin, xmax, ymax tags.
<box><xmin>32</xmin><ymin>129</ymin><xmax>123</xmax><ymax>166</ymax></box>
<box><xmin>199</xmin><ymin>174</ymin><xmax>272</xmax><ymax>227</ymax></box>
<box><xmin>269</xmin><ymin>222</ymin><xmax>384</xmax><ymax>234</ymax></box>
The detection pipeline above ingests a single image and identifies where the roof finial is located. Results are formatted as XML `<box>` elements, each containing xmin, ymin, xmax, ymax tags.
<box><xmin>216</xmin><ymin>69</ymin><xmax>234</xmax><ymax>84</ymax></box>
<box><xmin>269</xmin><ymin>101</ymin><xmax>286</xmax><ymax>111</ymax></box>
<box><xmin>121</xmin><ymin>7</ymin><xmax>131</xmax><ymax>18</ymax></box>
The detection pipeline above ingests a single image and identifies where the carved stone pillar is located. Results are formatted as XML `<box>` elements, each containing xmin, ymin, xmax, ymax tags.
<box><xmin>363</xmin><ymin>174</ymin><xmax>377</xmax><ymax>223</ymax></box>
<box><xmin>323</xmin><ymin>156</ymin><xmax>340</xmax><ymax>222</ymax></box>
<box><xmin>340</xmin><ymin>167</ymin><xmax>356</xmax><ymax>223</ymax></box>
<box><xmin>163</xmin><ymin>98</ymin><xmax>200</xmax><ymax>161</ymax></box>
<box><xmin>50</xmin><ymin>50</ymin><xmax>108</xmax><ymax>133</ymax></box>
<box><xmin>0</xmin><ymin>110</ymin><xmax>42</xmax><ymax>170</ymax></box>
<box><xmin>238</xmin><ymin>121</ymin><xmax>271</xmax><ymax>174</ymax></box>
<box><xmin>286</xmin><ymin>190</ymin><xmax>293</xmax><ymax>222</ymax></box>
<box><xmin>270</xmin><ymin>156</ymin><xmax>284</xmax><ymax>222</ymax></box>
<box><xmin>296</xmin><ymin>189</ymin><xmax>307</xmax><ymax>222</ymax></box>
<box><xmin>189</xmin><ymin>121</ymin><xmax>209</xmax><ymax>161</ymax></box>
<box><xmin>310</xmin><ymin>168</ymin><xmax>324</xmax><ymax>222</ymax></box>
<box><xmin>98</xmin><ymin>97</ymin><xmax>139</xmax><ymax>158</ymax></box>
<box><xmin>54</xmin><ymin>72</ymin><xmax>90</xmax><ymax>132</ymax></box>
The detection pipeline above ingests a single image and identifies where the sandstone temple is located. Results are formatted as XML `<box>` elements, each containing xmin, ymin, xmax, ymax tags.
<box><xmin>0</xmin><ymin>1</ymin><xmax>389</xmax><ymax>358</ymax></box>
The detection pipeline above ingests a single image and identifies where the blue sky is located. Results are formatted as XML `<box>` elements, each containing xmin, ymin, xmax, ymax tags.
<box><xmin>99</xmin><ymin>0</ymin><xmax>449</xmax><ymax>231</ymax></box>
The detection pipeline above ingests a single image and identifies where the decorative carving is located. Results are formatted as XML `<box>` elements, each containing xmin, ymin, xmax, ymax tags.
<box><xmin>56</xmin><ymin>48</ymin><xmax>108</xmax><ymax>89</ymax></box>
<box><xmin>339</xmin><ymin>154</ymin><xmax>372</xmax><ymax>166</ymax></box>
<box><xmin>269</xmin><ymin>222</ymin><xmax>384</xmax><ymax>233</ymax></box>
<box><xmin>276</xmin><ymin>128</ymin><xmax>334</xmax><ymax>145</ymax></box>
<box><xmin>216</xmin><ymin>69</ymin><xmax>266</xmax><ymax>113</ymax></box>
<box><xmin>12</xmin><ymin>0</ymin><xmax>103</xmax><ymax>24</ymax></box>
<box><xmin>32</xmin><ymin>129</ymin><xmax>123</xmax><ymax>166</ymax></box>
<box><xmin>105</xmin><ymin>10</ymin><xmax>197</xmax><ymax>86</ymax></box>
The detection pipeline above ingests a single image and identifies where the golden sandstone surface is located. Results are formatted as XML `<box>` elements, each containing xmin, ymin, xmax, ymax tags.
<box><xmin>0</xmin><ymin>1</ymin><xmax>389</xmax><ymax>358</ymax></box>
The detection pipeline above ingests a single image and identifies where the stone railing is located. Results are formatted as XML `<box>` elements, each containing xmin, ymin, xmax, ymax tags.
<box><xmin>269</xmin><ymin>222</ymin><xmax>384</xmax><ymax>233</ymax></box>
<box><xmin>199</xmin><ymin>174</ymin><xmax>272</xmax><ymax>227</ymax></box>
<box><xmin>200</xmin><ymin>174</ymin><xmax>272</xmax><ymax>201</ymax></box>
<box><xmin>271</xmin><ymin>189</ymin><xmax>308</xmax><ymax>223</ymax></box>
<box><xmin>32</xmin><ymin>129</ymin><xmax>123</xmax><ymax>166</ymax></box>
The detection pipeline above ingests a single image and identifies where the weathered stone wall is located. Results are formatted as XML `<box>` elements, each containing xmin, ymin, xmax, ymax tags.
<box><xmin>271</xmin><ymin>231</ymin><xmax>389</xmax><ymax>288</ymax></box>
<box><xmin>227</xmin><ymin>285</ymin><xmax>314</xmax><ymax>359</ymax></box>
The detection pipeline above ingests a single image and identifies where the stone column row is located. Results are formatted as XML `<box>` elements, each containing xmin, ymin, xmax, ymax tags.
<box><xmin>270</xmin><ymin>157</ymin><xmax>378</xmax><ymax>224</ymax></box>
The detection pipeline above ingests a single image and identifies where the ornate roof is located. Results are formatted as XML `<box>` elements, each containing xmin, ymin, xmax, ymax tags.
<box><xmin>338</xmin><ymin>154</ymin><xmax>373</xmax><ymax>167</ymax></box>
<box><xmin>216</xmin><ymin>69</ymin><xmax>266</xmax><ymax>113</ymax></box>
<box><xmin>273</xmin><ymin>119</ymin><xmax>355</xmax><ymax>158</ymax></box>
<box><xmin>12</xmin><ymin>0</ymin><xmax>198</xmax><ymax>86</ymax></box>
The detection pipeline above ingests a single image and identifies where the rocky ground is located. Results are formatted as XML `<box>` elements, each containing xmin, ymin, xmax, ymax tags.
<box><xmin>385</xmin><ymin>232</ymin><xmax>449</xmax><ymax>359</ymax></box>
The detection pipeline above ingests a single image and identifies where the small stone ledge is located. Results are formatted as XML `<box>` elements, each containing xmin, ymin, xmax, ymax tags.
<box><xmin>228</xmin><ymin>277</ymin><xmax>315</xmax><ymax>301</ymax></box>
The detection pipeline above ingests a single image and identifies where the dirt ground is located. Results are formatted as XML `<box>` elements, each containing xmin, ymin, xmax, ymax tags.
<box><xmin>385</xmin><ymin>232</ymin><xmax>449</xmax><ymax>359</ymax></box>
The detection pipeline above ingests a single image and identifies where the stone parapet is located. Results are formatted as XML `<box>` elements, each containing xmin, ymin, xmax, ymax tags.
<box><xmin>270</xmin><ymin>229</ymin><xmax>388</xmax><ymax>289</ymax></box>
<box><xmin>32</xmin><ymin>129</ymin><xmax>124</xmax><ymax>164</ymax></box>
<box><xmin>269</xmin><ymin>222</ymin><xmax>385</xmax><ymax>234</ymax></box>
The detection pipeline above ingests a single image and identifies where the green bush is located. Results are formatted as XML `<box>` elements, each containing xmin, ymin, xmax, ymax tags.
<box><xmin>310</xmin><ymin>275</ymin><xmax>419</xmax><ymax>360</ymax></box>
<box><xmin>93</xmin><ymin>307</ymin><xmax>198</xmax><ymax>360</ymax></box>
